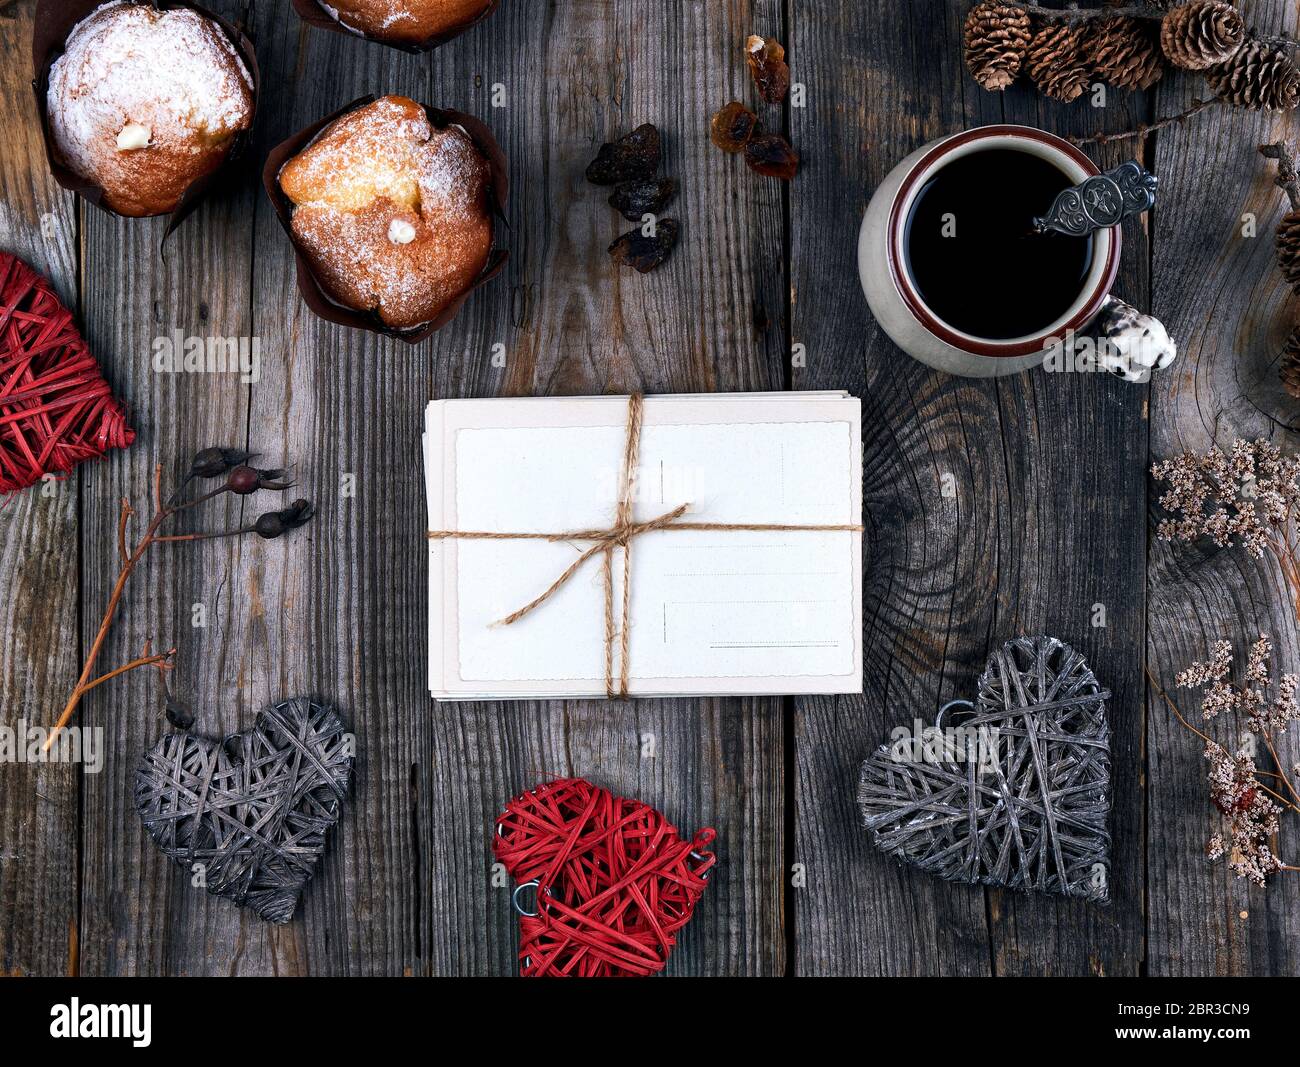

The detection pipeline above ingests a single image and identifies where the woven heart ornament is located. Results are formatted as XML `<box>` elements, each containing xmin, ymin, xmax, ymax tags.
<box><xmin>494</xmin><ymin>778</ymin><xmax>716</xmax><ymax>977</ymax></box>
<box><xmin>0</xmin><ymin>252</ymin><xmax>133</xmax><ymax>493</ymax></box>
<box><xmin>134</xmin><ymin>698</ymin><xmax>353</xmax><ymax>923</ymax></box>
<box><xmin>858</xmin><ymin>635</ymin><xmax>1112</xmax><ymax>902</ymax></box>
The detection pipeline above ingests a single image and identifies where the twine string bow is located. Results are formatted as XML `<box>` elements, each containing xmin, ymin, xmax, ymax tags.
<box><xmin>428</xmin><ymin>394</ymin><xmax>863</xmax><ymax>698</ymax></box>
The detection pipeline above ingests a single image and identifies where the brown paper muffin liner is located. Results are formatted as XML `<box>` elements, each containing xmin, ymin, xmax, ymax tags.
<box><xmin>32</xmin><ymin>0</ymin><xmax>261</xmax><ymax>234</ymax></box>
<box><xmin>291</xmin><ymin>0</ymin><xmax>501</xmax><ymax>54</ymax></box>
<box><xmin>262</xmin><ymin>95</ymin><xmax>510</xmax><ymax>345</ymax></box>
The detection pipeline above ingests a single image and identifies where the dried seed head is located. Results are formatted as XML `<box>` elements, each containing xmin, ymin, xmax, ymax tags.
<box><xmin>188</xmin><ymin>447</ymin><xmax>255</xmax><ymax>479</ymax></box>
<box><xmin>254</xmin><ymin>498</ymin><xmax>315</xmax><ymax>539</ymax></box>
<box><xmin>227</xmin><ymin>465</ymin><xmax>293</xmax><ymax>495</ymax></box>
<box><xmin>227</xmin><ymin>465</ymin><xmax>261</xmax><ymax>494</ymax></box>
<box><xmin>165</xmin><ymin>695</ymin><xmax>195</xmax><ymax>730</ymax></box>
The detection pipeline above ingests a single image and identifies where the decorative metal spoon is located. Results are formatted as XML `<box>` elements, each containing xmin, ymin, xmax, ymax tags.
<box><xmin>1032</xmin><ymin>159</ymin><xmax>1158</xmax><ymax>238</ymax></box>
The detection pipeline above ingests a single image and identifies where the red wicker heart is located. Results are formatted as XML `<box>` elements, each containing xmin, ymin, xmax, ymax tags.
<box><xmin>0</xmin><ymin>252</ymin><xmax>133</xmax><ymax>493</ymax></box>
<box><xmin>494</xmin><ymin>777</ymin><xmax>716</xmax><ymax>977</ymax></box>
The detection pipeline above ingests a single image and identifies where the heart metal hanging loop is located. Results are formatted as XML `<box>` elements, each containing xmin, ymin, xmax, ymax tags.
<box><xmin>934</xmin><ymin>697</ymin><xmax>976</xmax><ymax>731</ymax></box>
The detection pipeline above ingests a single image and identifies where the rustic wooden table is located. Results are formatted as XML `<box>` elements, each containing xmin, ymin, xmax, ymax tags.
<box><xmin>2</xmin><ymin>0</ymin><xmax>1298</xmax><ymax>977</ymax></box>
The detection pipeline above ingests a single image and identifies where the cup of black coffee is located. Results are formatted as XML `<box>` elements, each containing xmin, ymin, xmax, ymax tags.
<box><xmin>859</xmin><ymin>125</ymin><xmax>1121</xmax><ymax>377</ymax></box>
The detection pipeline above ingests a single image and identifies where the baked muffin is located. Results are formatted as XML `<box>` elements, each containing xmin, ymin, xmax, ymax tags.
<box><xmin>317</xmin><ymin>0</ymin><xmax>492</xmax><ymax>46</ymax></box>
<box><xmin>46</xmin><ymin>2</ymin><xmax>254</xmax><ymax>217</ymax></box>
<box><xmin>278</xmin><ymin>96</ymin><xmax>494</xmax><ymax>330</ymax></box>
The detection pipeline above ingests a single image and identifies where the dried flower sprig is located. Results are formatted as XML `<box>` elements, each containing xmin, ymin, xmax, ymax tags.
<box><xmin>1152</xmin><ymin>438</ymin><xmax>1300</xmax><ymax>577</ymax></box>
<box><xmin>1204</xmin><ymin>739</ymin><xmax>1286</xmax><ymax>885</ymax></box>
<box><xmin>1176</xmin><ymin>635</ymin><xmax>1300</xmax><ymax>734</ymax></box>
<box><xmin>42</xmin><ymin>448</ymin><xmax>315</xmax><ymax>752</ymax></box>
<box><xmin>1151</xmin><ymin>439</ymin><xmax>1300</xmax><ymax>884</ymax></box>
<box><xmin>1151</xmin><ymin>637</ymin><xmax>1300</xmax><ymax>886</ymax></box>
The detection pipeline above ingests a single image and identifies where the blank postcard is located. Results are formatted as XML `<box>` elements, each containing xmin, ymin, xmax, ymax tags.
<box><xmin>424</xmin><ymin>392</ymin><xmax>863</xmax><ymax>699</ymax></box>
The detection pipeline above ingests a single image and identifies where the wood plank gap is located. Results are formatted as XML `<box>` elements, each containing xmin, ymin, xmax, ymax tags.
<box><xmin>1140</xmin><ymin>71</ymin><xmax>1158</xmax><ymax>982</ymax></box>
<box><xmin>781</xmin><ymin>0</ymin><xmax>795</xmax><ymax>978</ymax></box>
<box><xmin>73</xmin><ymin>193</ymin><xmax>86</xmax><ymax>978</ymax></box>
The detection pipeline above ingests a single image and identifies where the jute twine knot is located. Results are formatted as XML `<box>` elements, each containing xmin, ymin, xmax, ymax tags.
<box><xmin>428</xmin><ymin>394</ymin><xmax>863</xmax><ymax>698</ymax></box>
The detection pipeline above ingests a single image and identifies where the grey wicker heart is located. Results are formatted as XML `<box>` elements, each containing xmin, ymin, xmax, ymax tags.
<box><xmin>858</xmin><ymin>636</ymin><xmax>1112</xmax><ymax>902</ymax></box>
<box><xmin>134</xmin><ymin>697</ymin><xmax>353</xmax><ymax>923</ymax></box>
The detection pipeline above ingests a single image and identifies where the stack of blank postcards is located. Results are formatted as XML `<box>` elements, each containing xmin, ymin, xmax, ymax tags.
<box><xmin>424</xmin><ymin>392</ymin><xmax>862</xmax><ymax>699</ymax></box>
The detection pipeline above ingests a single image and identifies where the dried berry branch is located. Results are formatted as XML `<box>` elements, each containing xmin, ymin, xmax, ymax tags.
<box><xmin>75</xmin><ymin>645</ymin><xmax>175</xmax><ymax>698</ymax></box>
<box><xmin>42</xmin><ymin>449</ymin><xmax>315</xmax><ymax>751</ymax></box>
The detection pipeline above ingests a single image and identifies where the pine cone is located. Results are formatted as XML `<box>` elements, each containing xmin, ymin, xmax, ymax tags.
<box><xmin>1160</xmin><ymin>0</ymin><xmax>1245</xmax><ymax>71</ymax></box>
<box><xmin>1026</xmin><ymin>22</ymin><xmax>1091</xmax><ymax>102</ymax></box>
<box><xmin>1281</xmin><ymin>325</ymin><xmax>1300</xmax><ymax>398</ymax></box>
<box><xmin>964</xmin><ymin>1</ymin><xmax>1033</xmax><ymax>91</ymax></box>
<box><xmin>1089</xmin><ymin>16</ymin><xmax>1165</xmax><ymax>90</ymax></box>
<box><xmin>1206</xmin><ymin>39</ymin><xmax>1300</xmax><ymax>110</ymax></box>
<box><xmin>1276</xmin><ymin>209</ymin><xmax>1300</xmax><ymax>290</ymax></box>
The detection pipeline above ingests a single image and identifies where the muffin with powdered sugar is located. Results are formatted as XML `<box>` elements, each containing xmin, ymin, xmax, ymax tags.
<box><xmin>277</xmin><ymin>95</ymin><xmax>496</xmax><ymax>330</ymax></box>
<box><xmin>45</xmin><ymin>1</ymin><xmax>254</xmax><ymax>217</ymax></box>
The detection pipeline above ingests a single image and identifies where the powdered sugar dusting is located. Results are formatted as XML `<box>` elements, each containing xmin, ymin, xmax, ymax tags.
<box><xmin>48</xmin><ymin>2</ymin><xmax>253</xmax><ymax>181</ymax></box>
<box><xmin>417</xmin><ymin>125</ymin><xmax>487</xmax><ymax>220</ymax></box>
<box><xmin>317</xmin><ymin>0</ymin><xmax>365</xmax><ymax>35</ymax></box>
<box><xmin>282</xmin><ymin>98</ymin><xmax>485</xmax><ymax>223</ymax></box>
<box><xmin>320</xmin><ymin>0</ymin><xmax>490</xmax><ymax>40</ymax></box>
<box><xmin>293</xmin><ymin>200</ymin><xmax>490</xmax><ymax>327</ymax></box>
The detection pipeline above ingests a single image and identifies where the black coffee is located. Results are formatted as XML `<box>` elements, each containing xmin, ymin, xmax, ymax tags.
<box><xmin>903</xmin><ymin>148</ymin><xmax>1094</xmax><ymax>340</ymax></box>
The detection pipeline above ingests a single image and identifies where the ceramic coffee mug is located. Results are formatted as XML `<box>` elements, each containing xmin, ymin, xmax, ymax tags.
<box><xmin>859</xmin><ymin>124</ymin><xmax>1121</xmax><ymax>378</ymax></box>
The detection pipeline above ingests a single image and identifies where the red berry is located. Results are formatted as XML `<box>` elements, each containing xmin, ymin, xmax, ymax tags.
<box><xmin>227</xmin><ymin>465</ymin><xmax>261</xmax><ymax>494</ymax></box>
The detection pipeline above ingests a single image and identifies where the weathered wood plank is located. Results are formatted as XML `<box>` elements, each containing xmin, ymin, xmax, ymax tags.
<box><xmin>986</xmin><ymin>40</ymin><xmax>1151</xmax><ymax>981</ymax></box>
<box><xmin>419</xmin><ymin>0</ymin><xmax>789</xmax><ymax>975</ymax></box>
<box><xmin>183</xmin><ymin>10</ymin><xmax>437</xmax><ymax>976</ymax></box>
<box><xmin>790</xmin><ymin>0</ymin><xmax>1146</xmax><ymax>975</ymax></box>
<box><xmin>74</xmin><ymin>0</ymin><xmax>262</xmax><ymax>976</ymax></box>
<box><xmin>0</xmin><ymin>0</ymin><xmax>82</xmax><ymax>977</ymax></box>
<box><xmin>1146</xmin><ymin>0</ymin><xmax>1300</xmax><ymax>978</ymax></box>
